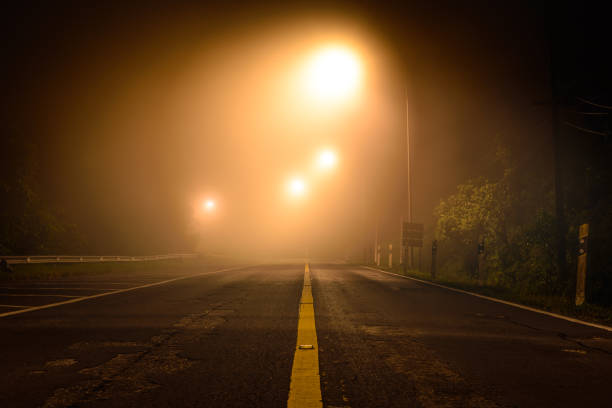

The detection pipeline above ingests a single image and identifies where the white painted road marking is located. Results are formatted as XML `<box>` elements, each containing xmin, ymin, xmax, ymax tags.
<box><xmin>0</xmin><ymin>266</ymin><xmax>247</xmax><ymax>318</ymax></box>
<box><xmin>364</xmin><ymin>266</ymin><xmax>612</xmax><ymax>332</ymax></box>
<box><xmin>0</xmin><ymin>294</ymin><xmax>81</xmax><ymax>298</ymax></box>
<box><xmin>0</xmin><ymin>287</ymin><xmax>118</xmax><ymax>291</ymax></box>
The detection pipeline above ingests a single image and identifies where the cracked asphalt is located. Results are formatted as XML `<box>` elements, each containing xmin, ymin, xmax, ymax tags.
<box><xmin>1</xmin><ymin>263</ymin><xmax>611</xmax><ymax>407</ymax></box>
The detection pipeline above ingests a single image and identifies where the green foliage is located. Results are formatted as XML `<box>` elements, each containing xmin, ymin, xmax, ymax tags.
<box><xmin>434</xmin><ymin>147</ymin><xmax>558</xmax><ymax>297</ymax></box>
<box><xmin>0</xmin><ymin>134</ymin><xmax>81</xmax><ymax>255</ymax></box>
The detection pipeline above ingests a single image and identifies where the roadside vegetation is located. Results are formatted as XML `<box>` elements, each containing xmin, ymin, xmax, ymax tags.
<box><xmin>0</xmin><ymin>136</ymin><xmax>83</xmax><ymax>255</ymax></box>
<box><xmin>369</xmin><ymin>136</ymin><xmax>612</xmax><ymax>325</ymax></box>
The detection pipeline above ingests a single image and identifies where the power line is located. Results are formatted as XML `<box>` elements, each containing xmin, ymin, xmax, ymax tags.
<box><xmin>577</xmin><ymin>97</ymin><xmax>612</xmax><ymax>110</ymax></box>
<box><xmin>563</xmin><ymin>121</ymin><xmax>609</xmax><ymax>137</ymax></box>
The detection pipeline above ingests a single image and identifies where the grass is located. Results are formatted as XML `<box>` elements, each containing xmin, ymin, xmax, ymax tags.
<box><xmin>0</xmin><ymin>257</ymin><xmax>214</xmax><ymax>281</ymax></box>
<box><xmin>363</xmin><ymin>263</ymin><xmax>612</xmax><ymax>326</ymax></box>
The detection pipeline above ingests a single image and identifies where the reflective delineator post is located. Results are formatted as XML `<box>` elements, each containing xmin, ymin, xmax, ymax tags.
<box><xmin>576</xmin><ymin>223</ymin><xmax>589</xmax><ymax>306</ymax></box>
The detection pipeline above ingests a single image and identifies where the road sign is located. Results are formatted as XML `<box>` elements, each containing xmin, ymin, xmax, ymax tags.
<box><xmin>402</xmin><ymin>222</ymin><xmax>424</xmax><ymax>247</ymax></box>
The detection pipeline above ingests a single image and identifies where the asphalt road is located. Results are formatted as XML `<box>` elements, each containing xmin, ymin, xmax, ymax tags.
<box><xmin>1</xmin><ymin>263</ymin><xmax>611</xmax><ymax>407</ymax></box>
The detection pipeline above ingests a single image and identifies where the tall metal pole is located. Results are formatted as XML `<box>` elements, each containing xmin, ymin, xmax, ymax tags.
<box><xmin>405</xmin><ymin>86</ymin><xmax>413</xmax><ymax>268</ymax></box>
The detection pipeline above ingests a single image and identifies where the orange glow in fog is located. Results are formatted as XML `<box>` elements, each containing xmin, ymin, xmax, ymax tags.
<box><xmin>302</xmin><ymin>45</ymin><xmax>362</xmax><ymax>103</ymax></box>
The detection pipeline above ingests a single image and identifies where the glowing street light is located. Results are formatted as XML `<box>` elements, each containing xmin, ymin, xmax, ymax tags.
<box><xmin>316</xmin><ymin>149</ymin><xmax>338</xmax><ymax>171</ymax></box>
<box><xmin>302</xmin><ymin>45</ymin><xmax>362</xmax><ymax>103</ymax></box>
<box><xmin>287</xmin><ymin>178</ymin><xmax>307</xmax><ymax>197</ymax></box>
<box><xmin>202</xmin><ymin>199</ymin><xmax>216</xmax><ymax>212</ymax></box>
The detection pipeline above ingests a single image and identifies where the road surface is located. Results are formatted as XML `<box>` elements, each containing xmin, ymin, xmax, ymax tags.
<box><xmin>1</xmin><ymin>263</ymin><xmax>611</xmax><ymax>407</ymax></box>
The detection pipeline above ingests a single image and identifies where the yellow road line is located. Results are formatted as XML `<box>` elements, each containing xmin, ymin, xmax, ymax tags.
<box><xmin>288</xmin><ymin>263</ymin><xmax>322</xmax><ymax>408</ymax></box>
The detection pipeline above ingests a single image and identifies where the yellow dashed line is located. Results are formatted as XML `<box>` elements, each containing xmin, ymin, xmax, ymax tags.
<box><xmin>288</xmin><ymin>263</ymin><xmax>322</xmax><ymax>408</ymax></box>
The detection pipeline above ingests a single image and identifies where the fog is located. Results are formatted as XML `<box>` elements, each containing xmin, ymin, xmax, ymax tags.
<box><xmin>3</xmin><ymin>2</ymin><xmax>557</xmax><ymax>259</ymax></box>
<box><xmin>20</xmin><ymin>11</ymin><xmax>404</xmax><ymax>257</ymax></box>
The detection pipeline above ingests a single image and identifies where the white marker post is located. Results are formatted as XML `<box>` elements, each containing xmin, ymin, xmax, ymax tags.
<box><xmin>576</xmin><ymin>223</ymin><xmax>589</xmax><ymax>306</ymax></box>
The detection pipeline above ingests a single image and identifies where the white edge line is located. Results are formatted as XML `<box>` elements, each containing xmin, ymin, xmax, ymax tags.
<box><xmin>0</xmin><ymin>287</ymin><xmax>119</xmax><ymax>291</ymax></box>
<box><xmin>0</xmin><ymin>305</ymin><xmax>30</xmax><ymax>308</ymax></box>
<box><xmin>0</xmin><ymin>294</ymin><xmax>81</xmax><ymax>298</ymax></box>
<box><xmin>0</xmin><ymin>266</ymin><xmax>247</xmax><ymax>318</ymax></box>
<box><xmin>362</xmin><ymin>265</ymin><xmax>612</xmax><ymax>333</ymax></box>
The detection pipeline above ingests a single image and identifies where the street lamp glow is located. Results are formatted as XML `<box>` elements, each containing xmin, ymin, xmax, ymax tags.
<box><xmin>303</xmin><ymin>45</ymin><xmax>362</xmax><ymax>102</ymax></box>
<box><xmin>288</xmin><ymin>178</ymin><xmax>307</xmax><ymax>197</ymax></box>
<box><xmin>316</xmin><ymin>149</ymin><xmax>338</xmax><ymax>170</ymax></box>
<box><xmin>202</xmin><ymin>199</ymin><xmax>215</xmax><ymax>212</ymax></box>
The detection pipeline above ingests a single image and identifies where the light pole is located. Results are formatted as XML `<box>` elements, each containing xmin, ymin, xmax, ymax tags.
<box><xmin>403</xmin><ymin>86</ymin><xmax>414</xmax><ymax>269</ymax></box>
<box><xmin>299</xmin><ymin>43</ymin><xmax>417</xmax><ymax>270</ymax></box>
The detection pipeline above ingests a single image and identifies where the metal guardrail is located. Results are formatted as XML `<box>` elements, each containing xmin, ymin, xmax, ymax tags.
<box><xmin>1</xmin><ymin>254</ymin><xmax>196</xmax><ymax>265</ymax></box>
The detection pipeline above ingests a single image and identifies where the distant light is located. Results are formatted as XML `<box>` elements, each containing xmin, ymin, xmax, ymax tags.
<box><xmin>202</xmin><ymin>199</ymin><xmax>215</xmax><ymax>212</ymax></box>
<box><xmin>303</xmin><ymin>45</ymin><xmax>362</xmax><ymax>102</ymax></box>
<box><xmin>288</xmin><ymin>178</ymin><xmax>306</xmax><ymax>197</ymax></box>
<box><xmin>317</xmin><ymin>149</ymin><xmax>337</xmax><ymax>170</ymax></box>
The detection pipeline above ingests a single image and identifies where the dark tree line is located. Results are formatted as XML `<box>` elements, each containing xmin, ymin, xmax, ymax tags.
<box><xmin>434</xmin><ymin>102</ymin><xmax>612</xmax><ymax>306</ymax></box>
<box><xmin>0</xmin><ymin>131</ymin><xmax>82</xmax><ymax>255</ymax></box>
<box><xmin>434</xmin><ymin>4</ymin><xmax>612</xmax><ymax>306</ymax></box>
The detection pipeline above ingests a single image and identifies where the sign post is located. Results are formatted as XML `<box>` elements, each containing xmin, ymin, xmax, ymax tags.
<box><xmin>402</xmin><ymin>222</ymin><xmax>423</xmax><ymax>272</ymax></box>
<box><xmin>431</xmin><ymin>240</ymin><xmax>437</xmax><ymax>279</ymax></box>
<box><xmin>477</xmin><ymin>238</ymin><xmax>486</xmax><ymax>285</ymax></box>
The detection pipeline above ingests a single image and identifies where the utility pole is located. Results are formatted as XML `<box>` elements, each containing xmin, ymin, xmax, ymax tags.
<box><xmin>549</xmin><ymin>26</ymin><xmax>568</xmax><ymax>294</ymax></box>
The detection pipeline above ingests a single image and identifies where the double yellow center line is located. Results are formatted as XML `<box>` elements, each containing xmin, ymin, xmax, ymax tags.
<box><xmin>287</xmin><ymin>263</ymin><xmax>322</xmax><ymax>408</ymax></box>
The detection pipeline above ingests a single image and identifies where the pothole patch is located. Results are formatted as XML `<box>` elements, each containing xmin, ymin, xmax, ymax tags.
<box><xmin>45</xmin><ymin>359</ymin><xmax>78</xmax><ymax>368</ymax></box>
<box><xmin>68</xmin><ymin>341</ymin><xmax>147</xmax><ymax>351</ymax></box>
<box><xmin>562</xmin><ymin>349</ymin><xmax>587</xmax><ymax>354</ymax></box>
<box><xmin>43</xmin><ymin>305</ymin><xmax>234</xmax><ymax>407</ymax></box>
